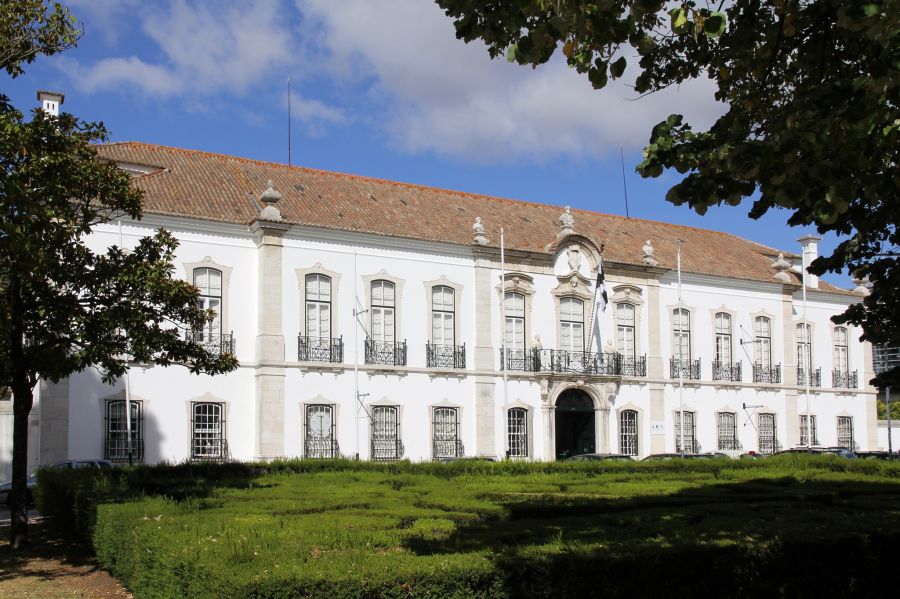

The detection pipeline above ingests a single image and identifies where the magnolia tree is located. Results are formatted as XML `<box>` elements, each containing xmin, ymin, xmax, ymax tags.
<box><xmin>0</xmin><ymin>1</ymin><xmax>237</xmax><ymax>549</ymax></box>
<box><xmin>436</xmin><ymin>0</ymin><xmax>899</xmax><ymax>383</ymax></box>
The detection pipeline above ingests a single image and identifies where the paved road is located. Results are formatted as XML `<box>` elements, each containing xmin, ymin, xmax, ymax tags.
<box><xmin>0</xmin><ymin>506</ymin><xmax>42</xmax><ymax>524</ymax></box>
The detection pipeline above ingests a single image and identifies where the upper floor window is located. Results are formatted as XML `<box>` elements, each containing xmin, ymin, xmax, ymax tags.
<box><xmin>504</xmin><ymin>292</ymin><xmax>526</xmax><ymax>351</ymax></box>
<box><xmin>559</xmin><ymin>297</ymin><xmax>584</xmax><ymax>352</ymax></box>
<box><xmin>714</xmin><ymin>313</ymin><xmax>732</xmax><ymax>364</ymax></box>
<box><xmin>833</xmin><ymin>327</ymin><xmax>849</xmax><ymax>372</ymax></box>
<box><xmin>371</xmin><ymin>280</ymin><xmax>395</xmax><ymax>343</ymax></box>
<box><xmin>797</xmin><ymin>323</ymin><xmax>812</xmax><ymax>371</ymax></box>
<box><xmin>754</xmin><ymin>316</ymin><xmax>772</xmax><ymax>367</ymax></box>
<box><xmin>673</xmin><ymin>308</ymin><xmax>691</xmax><ymax>362</ymax></box>
<box><xmin>616</xmin><ymin>303</ymin><xmax>635</xmax><ymax>358</ymax></box>
<box><xmin>193</xmin><ymin>268</ymin><xmax>222</xmax><ymax>341</ymax></box>
<box><xmin>432</xmin><ymin>285</ymin><xmax>455</xmax><ymax>346</ymax></box>
<box><xmin>305</xmin><ymin>274</ymin><xmax>332</xmax><ymax>339</ymax></box>
<box><xmin>620</xmin><ymin>409</ymin><xmax>638</xmax><ymax>456</ymax></box>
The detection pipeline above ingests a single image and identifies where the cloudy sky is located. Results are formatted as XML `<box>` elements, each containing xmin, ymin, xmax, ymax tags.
<box><xmin>3</xmin><ymin>0</ymin><xmax>847</xmax><ymax>286</ymax></box>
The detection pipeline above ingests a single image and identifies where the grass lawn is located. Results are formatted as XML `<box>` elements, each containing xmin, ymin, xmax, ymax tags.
<box><xmin>48</xmin><ymin>458</ymin><xmax>900</xmax><ymax>597</ymax></box>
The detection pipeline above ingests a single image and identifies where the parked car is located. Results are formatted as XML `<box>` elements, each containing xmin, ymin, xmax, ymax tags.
<box><xmin>0</xmin><ymin>459</ymin><xmax>114</xmax><ymax>507</ymax></box>
<box><xmin>856</xmin><ymin>451</ymin><xmax>896</xmax><ymax>460</ymax></box>
<box><xmin>775</xmin><ymin>447</ymin><xmax>858</xmax><ymax>458</ymax></box>
<box><xmin>0</xmin><ymin>475</ymin><xmax>37</xmax><ymax>507</ymax></box>
<box><xmin>641</xmin><ymin>453</ymin><xmax>730</xmax><ymax>461</ymax></box>
<box><xmin>567</xmin><ymin>453</ymin><xmax>634</xmax><ymax>462</ymax></box>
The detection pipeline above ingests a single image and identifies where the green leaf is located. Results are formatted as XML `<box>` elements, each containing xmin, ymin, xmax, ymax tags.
<box><xmin>506</xmin><ymin>43</ymin><xmax>518</xmax><ymax>63</ymax></box>
<box><xmin>862</xmin><ymin>3</ymin><xmax>880</xmax><ymax>16</ymax></box>
<box><xmin>669</xmin><ymin>7</ymin><xmax>688</xmax><ymax>34</ymax></box>
<box><xmin>610</xmin><ymin>56</ymin><xmax>626</xmax><ymax>79</ymax></box>
<box><xmin>703</xmin><ymin>12</ymin><xmax>726</xmax><ymax>37</ymax></box>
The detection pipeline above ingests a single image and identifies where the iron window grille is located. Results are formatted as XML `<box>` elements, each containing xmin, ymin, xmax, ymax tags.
<box><xmin>670</xmin><ymin>358</ymin><xmax>701</xmax><ymax>380</ymax></box>
<box><xmin>675</xmin><ymin>411</ymin><xmax>699</xmax><ymax>453</ymax></box>
<box><xmin>426</xmin><ymin>343</ymin><xmax>466</xmax><ymax>369</ymax></box>
<box><xmin>433</xmin><ymin>407</ymin><xmax>463</xmax><ymax>460</ymax></box>
<box><xmin>620</xmin><ymin>355</ymin><xmax>648</xmax><ymax>377</ymax></box>
<box><xmin>717</xmin><ymin>412</ymin><xmax>741</xmax><ymax>451</ymax></box>
<box><xmin>371</xmin><ymin>406</ymin><xmax>404</xmax><ymax>461</ymax></box>
<box><xmin>499</xmin><ymin>347</ymin><xmax>530</xmax><ymax>371</ymax></box>
<box><xmin>832</xmin><ymin>369</ymin><xmax>858</xmax><ymax>389</ymax></box>
<box><xmin>619</xmin><ymin>409</ymin><xmax>638</xmax><ymax>456</ymax></box>
<box><xmin>837</xmin><ymin>416</ymin><xmax>854</xmax><ymax>450</ymax></box>
<box><xmin>507</xmin><ymin>408</ymin><xmax>528</xmax><ymax>458</ymax></box>
<box><xmin>364</xmin><ymin>339</ymin><xmax>407</xmax><ymax>366</ymax></box>
<box><xmin>797</xmin><ymin>367</ymin><xmax>822</xmax><ymax>387</ymax></box>
<box><xmin>712</xmin><ymin>360</ymin><xmax>742</xmax><ymax>382</ymax></box>
<box><xmin>298</xmin><ymin>335</ymin><xmax>343</xmax><ymax>363</ymax></box>
<box><xmin>800</xmin><ymin>415</ymin><xmax>819</xmax><ymax>446</ymax></box>
<box><xmin>305</xmin><ymin>404</ymin><xmax>339</xmax><ymax>458</ymax></box>
<box><xmin>758</xmin><ymin>413</ymin><xmax>779</xmax><ymax>455</ymax></box>
<box><xmin>753</xmin><ymin>362</ymin><xmax>782</xmax><ymax>384</ymax></box>
<box><xmin>186</xmin><ymin>330</ymin><xmax>235</xmax><ymax>356</ymax></box>
<box><xmin>105</xmin><ymin>400</ymin><xmax>144</xmax><ymax>463</ymax></box>
<box><xmin>191</xmin><ymin>402</ymin><xmax>228</xmax><ymax>460</ymax></box>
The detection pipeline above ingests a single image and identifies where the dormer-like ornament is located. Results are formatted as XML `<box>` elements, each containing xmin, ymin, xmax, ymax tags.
<box><xmin>559</xmin><ymin>206</ymin><xmax>575</xmax><ymax>235</ymax></box>
<box><xmin>771</xmin><ymin>252</ymin><xmax>792</xmax><ymax>283</ymax></box>
<box><xmin>472</xmin><ymin>216</ymin><xmax>488</xmax><ymax>245</ymax></box>
<box><xmin>642</xmin><ymin>240</ymin><xmax>659</xmax><ymax>267</ymax></box>
<box><xmin>259</xmin><ymin>180</ymin><xmax>283</xmax><ymax>221</ymax></box>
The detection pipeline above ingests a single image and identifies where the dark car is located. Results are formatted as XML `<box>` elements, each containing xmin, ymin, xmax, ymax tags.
<box><xmin>856</xmin><ymin>451</ymin><xmax>896</xmax><ymax>460</ymax></box>
<box><xmin>1</xmin><ymin>459</ymin><xmax>114</xmax><ymax>507</ymax></box>
<box><xmin>642</xmin><ymin>452</ymin><xmax>730</xmax><ymax>461</ymax></box>
<box><xmin>0</xmin><ymin>475</ymin><xmax>37</xmax><ymax>507</ymax></box>
<box><xmin>567</xmin><ymin>453</ymin><xmax>634</xmax><ymax>462</ymax></box>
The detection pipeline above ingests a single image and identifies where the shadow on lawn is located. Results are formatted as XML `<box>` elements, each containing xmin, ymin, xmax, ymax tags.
<box><xmin>406</xmin><ymin>477</ymin><xmax>900</xmax><ymax>598</ymax></box>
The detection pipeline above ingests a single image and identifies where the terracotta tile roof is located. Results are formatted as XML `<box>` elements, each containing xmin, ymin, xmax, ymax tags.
<box><xmin>96</xmin><ymin>142</ymin><xmax>851</xmax><ymax>295</ymax></box>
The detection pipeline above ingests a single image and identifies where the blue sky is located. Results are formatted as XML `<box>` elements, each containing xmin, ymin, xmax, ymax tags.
<box><xmin>3</xmin><ymin>0</ymin><xmax>850</xmax><ymax>287</ymax></box>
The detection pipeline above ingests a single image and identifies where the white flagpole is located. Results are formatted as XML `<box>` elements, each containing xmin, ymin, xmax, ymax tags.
<box><xmin>677</xmin><ymin>239</ymin><xmax>685</xmax><ymax>457</ymax></box>
<box><xmin>500</xmin><ymin>228</ymin><xmax>508</xmax><ymax>459</ymax></box>
<box><xmin>802</xmin><ymin>247</ymin><xmax>811</xmax><ymax>448</ymax></box>
<box><xmin>587</xmin><ymin>256</ymin><xmax>600</xmax><ymax>357</ymax></box>
<box><xmin>119</xmin><ymin>219</ymin><xmax>133</xmax><ymax>465</ymax></box>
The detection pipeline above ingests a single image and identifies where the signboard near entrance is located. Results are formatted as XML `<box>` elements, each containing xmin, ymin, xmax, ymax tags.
<box><xmin>651</xmin><ymin>421</ymin><xmax>665</xmax><ymax>435</ymax></box>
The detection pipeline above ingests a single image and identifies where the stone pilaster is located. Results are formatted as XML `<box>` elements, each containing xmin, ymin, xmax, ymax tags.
<box><xmin>473</xmin><ymin>253</ymin><xmax>496</xmax><ymax>456</ymax></box>
<box><xmin>39</xmin><ymin>379</ymin><xmax>69</xmax><ymax>464</ymax></box>
<box><xmin>646</xmin><ymin>280</ymin><xmax>666</xmax><ymax>452</ymax></box>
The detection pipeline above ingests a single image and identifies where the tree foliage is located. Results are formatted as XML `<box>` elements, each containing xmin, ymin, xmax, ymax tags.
<box><xmin>436</xmin><ymin>0</ymin><xmax>900</xmax><ymax>381</ymax></box>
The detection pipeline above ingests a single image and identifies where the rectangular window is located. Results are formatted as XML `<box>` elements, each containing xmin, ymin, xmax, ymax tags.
<box><xmin>616</xmin><ymin>303</ymin><xmax>636</xmax><ymax>358</ymax></box>
<box><xmin>675</xmin><ymin>411</ymin><xmax>696</xmax><ymax>453</ymax></box>
<box><xmin>717</xmin><ymin>412</ymin><xmax>739</xmax><ymax>451</ymax></box>
<box><xmin>504</xmin><ymin>292</ymin><xmax>526</xmax><ymax>351</ymax></box>
<box><xmin>797</xmin><ymin>323</ymin><xmax>812</xmax><ymax>371</ymax></box>
<box><xmin>673</xmin><ymin>308</ymin><xmax>691</xmax><ymax>363</ymax></box>
<box><xmin>833</xmin><ymin>327</ymin><xmax>849</xmax><ymax>372</ymax></box>
<box><xmin>715</xmin><ymin>312</ymin><xmax>732</xmax><ymax>364</ymax></box>
<box><xmin>105</xmin><ymin>400</ymin><xmax>143</xmax><ymax>463</ymax></box>
<box><xmin>559</xmin><ymin>298</ymin><xmax>585</xmax><ymax>352</ymax></box>
<box><xmin>433</xmin><ymin>407</ymin><xmax>461</xmax><ymax>460</ymax></box>
<box><xmin>371</xmin><ymin>280</ymin><xmax>396</xmax><ymax>343</ymax></box>
<box><xmin>305</xmin><ymin>404</ymin><xmax>337</xmax><ymax>458</ymax></box>
<box><xmin>371</xmin><ymin>406</ymin><xmax>402</xmax><ymax>461</ymax></box>
<box><xmin>305</xmin><ymin>274</ymin><xmax>332</xmax><ymax>339</ymax></box>
<box><xmin>800</xmin><ymin>414</ymin><xmax>818</xmax><ymax>446</ymax></box>
<box><xmin>431</xmin><ymin>285</ymin><xmax>455</xmax><ymax>346</ymax></box>
<box><xmin>191</xmin><ymin>402</ymin><xmax>226</xmax><ymax>460</ymax></box>
<box><xmin>754</xmin><ymin>316</ymin><xmax>772</xmax><ymax>368</ymax></box>
<box><xmin>837</xmin><ymin>416</ymin><xmax>854</xmax><ymax>450</ymax></box>
<box><xmin>508</xmin><ymin>408</ymin><xmax>528</xmax><ymax>458</ymax></box>
<box><xmin>620</xmin><ymin>410</ymin><xmax>638</xmax><ymax>456</ymax></box>
<box><xmin>758</xmin><ymin>413</ymin><xmax>777</xmax><ymax>455</ymax></box>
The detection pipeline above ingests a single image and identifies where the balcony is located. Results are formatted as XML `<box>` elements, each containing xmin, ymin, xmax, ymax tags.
<box><xmin>499</xmin><ymin>348</ymin><xmax>643</xmax><ymax>376</ymax></box>
<box><xmin>712</xmin><ymin>360</ymin><xmax>742</xmax><ymax>383</ymax></box>
<box><xmin>298</xmin><ymin>335</ymin><xmax>343</xmax><ymax>363</ymax></box>
<box><xmin>620</xmin><ymin>355</ymin><xmax>648</xmax><ymax>377</ymax></box>
<box><xmin>832</xmin><ymin>369</ymin><xmax>858</xmax><ymax>389</ymax></box>
<box><xmin>426</xmin><ymin>343</ymin><xmax>466</xmax><ymax>369</ymax></box>
<box><xmin>186</xmin><ymin>331</ymin><xmax>234</xmax><ymax>356</ymax></box>
<box><xmin>752</xmin><ymin>363</ymin><xmax>782</xmax><ymax>384</ymax></box>
<box><xmin>670</xmin><ymin>358</ymin><xmax>701</xmax><ymax>380</ymax></box>
<box><xmin>797</xmin><ymin>367</ymin><xmax>822</xmax><ymax>387</ymax></box>
<box><xmin>364</xmin><ymin>339</ymin><xmax>407</xmax><ymax>366</ymax></box>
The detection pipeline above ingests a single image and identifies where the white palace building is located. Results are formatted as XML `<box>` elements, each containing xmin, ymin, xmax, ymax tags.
<box><xmin>2</xmin><ymin>137</ymin><xmax>881</xmax><ymax>473</ymax></box>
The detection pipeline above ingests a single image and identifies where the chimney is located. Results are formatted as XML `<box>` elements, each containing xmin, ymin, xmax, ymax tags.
<box><xmin>797</xmin><ymin>234</ymin><xmax>821</xmax><ymax>289</ymax></box>
<box><xmin>36</xmin><ymin>90</ymin><xmax>64</xmax><ymax>116</ymax></box>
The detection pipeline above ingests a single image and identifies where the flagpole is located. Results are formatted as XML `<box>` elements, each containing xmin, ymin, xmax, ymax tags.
<box><xmin>119</xmin><ymin>219</ymin><xmax>133</xmax><ymax>466</ymax></box>
<box><xmin>801</xmin><ymin>245</ymin><xmax>811</xmax><ymax>448</ymax></box>
<box><xmin>677</xmin><ymin>239</ymin><xmax>685</xmax><ymax>457</ymax></box>
<box><xmin>500</xmin><ymin>228</ymin><xmax>508</xmax><ymax>459</ymax></box>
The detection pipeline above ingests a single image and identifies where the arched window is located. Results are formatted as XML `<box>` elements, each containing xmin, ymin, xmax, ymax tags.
<box><xmin>193</xmin><ymin>268</ymin><xmax>222</xmax><ymax>341</ymax></box>
<box><xmin>619</xmin><ymin>410</ymin><xmax>638</xmax><ymax>456</ymax></box>
<box><xmin>758</xmin><ymin>413</ymin><xmax>777</xmax><ymax>454</ymax></box>
<box><xmin>305</xmin><ymin>404</ymin><xmax>336</xmax><ymax>458</ymax></box>
<box><xmin>800</xmin><ymin>414</ymin><xmax>818</xmax><ymax>446</ymax></box>
<box><xmin>371</xmin><ymin>280</ymin><xmax>396</xmax><ymax>343</ymax></box>
<box><xmin>504</xmin><ymin>292</ymin><xmax>526</xmax><ymax>351</ymax></box>
<box><xmin>559</xmin><ymin>298</ymin><xmax>585</xmax><ymax>352</ymax></box>
<box><xmin>837</xmin><ymin>416</ymin><xmax>853</xmax><ymax>450</ymax></box>
<box><xmin>433</xmin><ymin>407</ymin><xmax>461</xmax><ymax>460</ymax></box>
<box><xmin>372</xmin><ymin>406</ymin><xmax>401</xmax><ymax>461</ymax></box>
<box><xmin>616</xmin><ymin>303</ymin><xmax>636</xmax><ymax>358</ymax></box>
<box><xmin>105</xmin><ymin>400</ymin><xmax>143</xmax><ymax>463</ymax></box>
<box><xmin>714</xmin><ymin>312</ymin><xmax>732</xmax><ymax>364</ymax></box>
<box><xmin>833</xmin><ymin>326</ymin><xmax>849</xmax><ymax>372</ymax></box>
<box><xmin>191</xmin><ymin>402</ymin><xmax>226</xmax><ymax>460</ymax></box>
<box><xmin>754</xmin><ymin>316</ymin><xmax>772</xmax><ymax>368</ymax></box>
<box><xmin>432</xmin><ymin>285</ymin><xmax>455</xmax><ymax>346</ymax></box>
<box><xmin>675</xmin><ymin>410</ymin><xmax>696</xmax><ymax>453</ymax></box>
<box><xmin>305</xmin><ymin>274</ymin><xmax>332</xmax><ymax>339</ymax></box>
<box><xmin>717</xmin><ymin>412</ymin><xmax>738</xmax><ymax>451</ymax></box>
<box><xmin>673</xmin><ymin>308</ymin><xmax>691</xmax><ymax>362</ymax></box>
<box><xmin>508</xmin><ymin>408</ymin><xmax>528</xmax><ymax>458</ymax></box>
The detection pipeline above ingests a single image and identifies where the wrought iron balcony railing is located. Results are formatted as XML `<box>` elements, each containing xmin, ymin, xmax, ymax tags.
<box><xmin>717</xmin><ymin>438</ymin><xmax>742</xmax><ymax>451</ymax></box>
<box><xmin>499</xmin><ymin>348</ymin><xmax>643</xmax><ymax>376</ymax></box>
<box><xmin>426</xmin><ymin>343</ymin><xmax>466</xmax><ymax>369</ymax></box>
<box><xmin>298</xmin><ymin>335</ymin><xmax>343</xmax><ymax>363</ymax></box>
<box><xmin>675</xmin><ymin>439</ymin><xmax>702</xmax><ymax>454</ymax></box>
<box><xmin>433</xmin><ymin>439</ymin><xmax>464</xmax><ymax>461</ymax></box>
<box><xmin>797</xmin><ymin>367</ymin><xmax>822</xmax><ymax>387</ymax></box>
<box><xmin>753</xmin><ymin>363</ymin><xmax>782</xmax><ymax>384</ymax></box>
<box><xmin>712</xmin><ymin>360</ymin><xmax>742</xmax><ymax>382</ymax></box>
<box><xmin>364</xmin><ymin>339</ymin><xmax>407</xmax><ymax>366</ymax></box>
<box><xmin>187</xmin><ymin>331</ymin><xmax>234</xmax><ymax>355</ymax></box>
<box><xmin>305</xmin><ymin>436</ymin><xmax>340</xmax><ymax>459</ymax></box>
<box><xmin>670</xmin><ymin>358</ymin><xmax>701</xmax><ymax>380</ymax></box>
<box><xmin>620</xmin><ymin>355</ymin><xmax>648</xmax><ymax>377</ymax></box>
<box><xmin>832</xmin><ymin>369</ymin><xmax>858</xmax><ymax>389</ymax></box>
<box><xmin>371</xmin><ymin>438</ymin><xmax>405</xmax><ymax>461</ymax></box>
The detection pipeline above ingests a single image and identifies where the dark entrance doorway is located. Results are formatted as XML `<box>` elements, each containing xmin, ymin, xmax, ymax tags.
<box><xmin>555</xmin><ymin>389</ymin><xmax>595</xmax><ymax>460</ymax></box>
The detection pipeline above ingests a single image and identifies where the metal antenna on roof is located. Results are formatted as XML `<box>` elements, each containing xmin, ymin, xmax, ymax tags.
<box><xmin>619</xmin><ymin>146</ymin><xmax>630</xmax><ymax>219</ymax></box>
<box><xmin>287</xmin><ymin>78</ymin><xmax>292</xmax><ymax>166</ymax></box>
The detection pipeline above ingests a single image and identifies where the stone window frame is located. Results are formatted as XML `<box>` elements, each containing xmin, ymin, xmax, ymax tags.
<box><xmin>296</xmin><ymin>263</ymin><xmax>342</xmax><ymax>339</ymax></box>
<box><xmin>184</xmin><ymin>392</ymin><xmax>230</xmax><ymax>461</ymax></box>
<box><xmin>836</xmin><ymin>414</ymin><xmax>854</xmax><ymax>449</ymax></box>
<box><xmin>550</xmin><ymin>272</ymin><xmax>595</xmax><ymax>352</ymax></box>
<box><xmin>366</xmin><ymin>396</ymin><xmax>403</xmax><ymax>461</ymax></box>
<box><xmin>301</xmin><ymin>395</ymin><xmax>340</xmax><ymax>459</ymax></box>
<box><xmin>673</xmin><ymin>408</ymin><xmax>698</xmax><ymax>453</ymax></box>
<box><xmin>667</xmin><ymin>302</ymin><xmax>698</xmax><ymax>364</ymax></box>
<box><xmin>715</xmin><ymin>410</ymin><xmax>739</xmax><ymax>451</ymax></box>
<box><xmin>709</xmin><ymin>306</ymin><xmax>738</xmax><ymax>365</ymax></box>
<box><xmin>800</xmin><ymin>413</ymin><xmax>819</xmax><ymax>446</ymax></box>
<box><xmin>362</xmin><ymin>270</ymin><xmax>406</xmax><ymax>343</ymax></box>
<box><xmin>429</xmin><ymin>399</ymin><xmax>464</xmax><ymax>461</ymax></box>
<box><xmin>100</xmin><ymin>390</ymin><xmax>148</xmax><ymax>463</ymax></box>
<box><xmin>496</xmin><ymin>273</ymin><xmax>536</xmax><ymax>351</ymax></box>
<box><xmin>423</xmin><ymin>276</ymin><xmax>464</xmax><ymax>346</ymax></box>
<box><xmin>506</xmin><ymin>400</ymin><xmax>533</xmax><ymax>459</ymax></box>
<box><xmin>617</xmin><ymin>405</ymin><xmax>641</xmax><ymax>456</ymax></box>
<box><xmin>831</xmin><ymin>324</ymin><xmax>851</xmax><ymax>373</ymax></box>
<box><xmin>794</xmin><ymin>319</ymin><xmax>817</xmax><ymax>373</ymax></box>
<box><xmin>750</xmin><ymin>309</ymin><xmax>777</xmax><ymax>368</ymax></box>
<box><xmin>612</xmin><ymin>285</ymin><xmax>644</xmax><ymax>358</ymax></box>
<box><xmin>183</xmin><ymin>257</ymin><xmax>233</xmax><ymax>337</ymax></box>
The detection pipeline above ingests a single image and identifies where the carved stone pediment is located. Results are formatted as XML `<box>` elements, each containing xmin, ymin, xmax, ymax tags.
<box><xmin>551</xmin><ymin>271</ymin><xmax>594</xmax><ymax>300</ymax></box>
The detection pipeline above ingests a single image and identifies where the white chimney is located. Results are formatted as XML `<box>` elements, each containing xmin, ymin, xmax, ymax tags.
<box><xmin>36</xmin><ymin>90</ymin><xmax>64</xmax><ymax>116</ymax></box>
<box><xmin>797</xmin><ymin>234</ymin><xmax>821</xmax><ymax>289</ymax></box>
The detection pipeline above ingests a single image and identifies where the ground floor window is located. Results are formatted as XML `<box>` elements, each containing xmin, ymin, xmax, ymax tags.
<box><xmin>675</xmin><ymin>411</ymin><xmax>697</xmax><ymax>453</ymax></box>
<box><xmin>837</xmin><ymin>416</ymin><xmax>854</xmax><ymax>450</ymax></box>
<box><xmin>191</xmin><ymin>402</ymin><xmax>227</xmax><ymax>460</ymax></box>
<box><xmin>305</xmin><ymin>404</ymin><xmax>338</xmax><ymax>458</ymax></box>
<box><xmin>105</xmin><ymin>400</ymin><xmax>144</xmax><ymax>463</ymax></box>
<box><xmin>371</xmin><ymin>405</ymin><xmax>402</xmax><ymax>461</ymax></box>
<box><xmin>433</xmin><ymin>407</ymin><xmax>462</xmax><ymax>460</ymax></box>
<box><xmin>717</xmin><ymin>412</ymin><xmax>739</xmax><ymax>451</ymax></box>
<box><xmin>508</xmin><ymin>408</ymin><xmax>528</xmax><ymax>458</ymax></box>
<box><xmin>619</xmin><ymin>410</ymin><xmax>638</xmax><ymax>456</ymax></box>
<box><xmin>800</xmin><ymin>414</ymin><xmax>819</xmax><ymax>446</ymax></box>
<box><xmin>759</xmin><ymin>413</ymin><xmax>777</xmax><ymax>455</ymax></box>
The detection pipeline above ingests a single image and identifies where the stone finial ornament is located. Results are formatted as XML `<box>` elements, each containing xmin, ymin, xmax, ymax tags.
<box><xmin>771</xmin><ymin>252</ymin><xmax>792</xmax><ymax>283</ymax></box>
<box><xmin>851</xmin><ymin>274</ymin><xmax>872</xmax><ymax>296</ymax></box>
<box><xmin>472</xmin><ymin>216</ymin><xmax>488</xmax><ymax>245</ymax></box>
<box><xmin>559</xmin><ymin>206</ymin><xmax>575</xmax><ymax>234</ymax></box>
<box><xmin>641</xmin><ymin>240</ymin><xmax>659</xmax><ymax>267</ymax></box>
<box><xmin>259</xmin><ymin>180</ymin><xmax>283</xmax><ymax>221</ymax></box>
